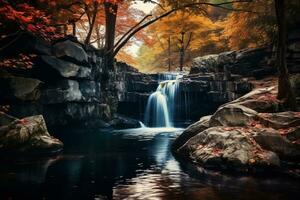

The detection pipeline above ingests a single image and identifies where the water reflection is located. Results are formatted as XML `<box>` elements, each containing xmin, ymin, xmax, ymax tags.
<box><xmin>0</xmin><ymin>128</ymin><xmax>299</xmax><ymax>200</ymax></box>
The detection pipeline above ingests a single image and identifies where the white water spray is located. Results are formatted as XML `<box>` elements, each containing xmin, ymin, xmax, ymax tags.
<box><xmin>144</xmin><ymin>73</ymin><xmax>181</xmax><ymax>127</ymax></box>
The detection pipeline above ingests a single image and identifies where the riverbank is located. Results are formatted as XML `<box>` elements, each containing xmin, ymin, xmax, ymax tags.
<box><xmin>172</xmin><ymin>76</ymin><xmax>300</xmax><ymax>177</ymax></box>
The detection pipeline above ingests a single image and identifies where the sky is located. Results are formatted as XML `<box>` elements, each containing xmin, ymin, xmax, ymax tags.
<box><xmin>127</xmin><ymin>1</ymin><xmax>157</xmax><ymax>56</ymax></box>
<box><xmin>131</xmin><ymin>1</ymin><xmax>157</xmax><ymax>14</ymax></box>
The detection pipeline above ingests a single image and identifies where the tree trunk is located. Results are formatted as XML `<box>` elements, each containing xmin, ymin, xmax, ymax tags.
<box><xmin>168</xmin><ymin>36</ymin><xmax>171</xmax><ymax>71</ymax></box>
<box><xmin>85</xmin><ymin>2</ymin><xmax>98</xmax><ymax>45</ymax></box>
<box><xmin>104</xmin><ymin>2</ymin><xmax>118</xmax><ymax>69</ymax></box>
<box><xmin>72</xmin><ymin>22</ymin><xmax>76</xmax><ymax>37</ymax></box>
<box><xmin>95</xmin><ymin>24</ymin><xmax>101</xmax><ymax>49</ymax></box>
<box><xmin>179</xmin><ymin>32</ymin><xmax>185</xmax><ymax>71</ymax></box>
<box><xmin>275</xmin><ymin>0</ymin><xmax>296</xmax><ymax>110</ymax></box>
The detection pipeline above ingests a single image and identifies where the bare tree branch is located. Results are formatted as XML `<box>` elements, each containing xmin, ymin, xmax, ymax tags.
<box><xmin>112</xmin><ymin>0</ymin><xmax>254</xmax><ymax>57</ymax></box>
<box><xmin>113</xmin><ymin>14</ymin><xmax>152</xmax><ymax>50</ymax></box>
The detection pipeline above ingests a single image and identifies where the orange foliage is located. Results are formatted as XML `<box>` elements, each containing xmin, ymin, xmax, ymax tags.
<box><xmin>0</xmin><ymin>54</ymin><xmax>37</xmax><ymax>69</ymax></box>
<box><xmin>0</xmin><ymin>1</ymin><xmax>58</xmax><ymax>40</ymax></box>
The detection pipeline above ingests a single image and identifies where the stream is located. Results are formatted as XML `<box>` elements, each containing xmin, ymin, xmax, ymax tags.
<box><xmin>0</xmin><ymin>128</ymin><xmax>299</xmax><ymax>200</ymax></box>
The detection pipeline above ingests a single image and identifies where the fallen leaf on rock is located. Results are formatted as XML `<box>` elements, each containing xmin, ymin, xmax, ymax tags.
<box><xmin>222</xmin><ymin>127</ymin><xmax>235</xmax><ymax>131</ymax></box>
<box><xmin>249</xmin><ymin>159</ymin><xmax>256</xmax><ymax>164</ymax></box>
<box><xmin>19</xmin><ymin>118</ymin><xmax>28</xmax><ymax>125</ymax></box>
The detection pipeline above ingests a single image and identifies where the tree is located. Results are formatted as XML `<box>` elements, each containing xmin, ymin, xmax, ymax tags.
<box><xmin>223</xmin><ymin>0</ymin><xmax>276</xmax><ymax>50</ymax></box>
<box><xmin>0</xmin><ymin>0</ymin><xmax>58</xmax><ymax>51</ymax></box>
<box><xmin>274</xmin><ymin>0</ymin><xmax>296</xmax><ymax>110</ymax></box>
<box><xmin>136</xmin><ymin>9</ymin><xmax>226</xmax><ymax>72</ymax></box>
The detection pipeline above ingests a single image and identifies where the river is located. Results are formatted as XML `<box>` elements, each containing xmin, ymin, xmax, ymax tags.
<box><xmin>0</xmin><ymin>127</ymin><xmax>299</xmax><ymax>200</ymax></box>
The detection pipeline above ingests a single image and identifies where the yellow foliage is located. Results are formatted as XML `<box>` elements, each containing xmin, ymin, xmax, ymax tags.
<box><xmin>222</xmin><ymin>0</ymin><xmax>276</xmax><ymax>50</ymax></box>
<box><xmin>136</xmin><ymin>10</ymin><xmax>227</xmax><ymax>72</ymax></box>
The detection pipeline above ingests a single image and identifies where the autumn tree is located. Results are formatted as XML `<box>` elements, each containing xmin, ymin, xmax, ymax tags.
<box><xmin>222</xmin><ymin>0</ymin><xmax>276</xmax><ymax>50</ymax></box>
<box><xmin>136</xmin><ymin>9</ymin><xmax>225</xmax><ymax>72</ymax></box>
<box><xmin>0</xmin><ymin>0</ymin><xmax>57</xmax><ymax>51</ymax></box>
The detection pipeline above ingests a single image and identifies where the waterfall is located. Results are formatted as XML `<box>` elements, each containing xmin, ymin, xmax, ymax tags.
<box><xmin>144</xmin><ymin>73</ymin><xmax>181</xmax><ymax>127</ymax></box>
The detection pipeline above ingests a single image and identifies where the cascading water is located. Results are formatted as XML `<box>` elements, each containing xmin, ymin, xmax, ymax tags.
<box><xmin>144</xmin><ymin>73</ymin><xmax>181</xmax><ymax>127</ymax></box>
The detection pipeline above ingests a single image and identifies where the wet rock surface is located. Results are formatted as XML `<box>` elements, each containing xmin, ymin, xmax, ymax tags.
<box><xmin>0</xmin><ymin>112</ymin><xmax>63</xmax><ymax>154</ymax></box>
<box><xmin>117</xmin><ymin>71</ymin><xmax>252</xmax><ymax>123</ymax></box>
<box><xmin>172</xmin><ymin>83</ymin><xmax>300</xmax><ymax>173</ymax></box>
<box><xmin>0</xmin><ymin>37</ymin><xmax>118</xmax><ymax>129</ymax></box>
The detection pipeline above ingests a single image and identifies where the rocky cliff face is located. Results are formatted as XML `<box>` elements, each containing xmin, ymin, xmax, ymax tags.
<box><xmin>190</xmin><ymin>29</ymin><xmax>300</xmax><ymax>78</ymax></box>
<box><xmin>116</xmin><ymin>66</ymin><xmax>252</xmax><ymax>124</ymax></box>
<box><xmin>0</xmin><ymin>34</ymin><xmax>118</xmax><ymax>129</ymax></box>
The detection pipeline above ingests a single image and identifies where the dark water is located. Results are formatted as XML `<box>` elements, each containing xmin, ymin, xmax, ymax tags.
<box><xmin>0</xmin><ymin>127</ymin><xmax>299</xmax><ymax>200</ymax></box>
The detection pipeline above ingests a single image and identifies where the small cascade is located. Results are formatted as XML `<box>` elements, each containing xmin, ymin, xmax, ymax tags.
<box><xmin>144</xmin><ymin>73</ymin><xmax>181</xmax><ymax>127</ymax></box>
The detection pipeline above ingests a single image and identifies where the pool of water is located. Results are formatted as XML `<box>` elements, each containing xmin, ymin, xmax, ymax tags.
<box><xmin>0</xmin><ymin>127</ymin><xmax>299</xmax><ymax>200</ymax></box>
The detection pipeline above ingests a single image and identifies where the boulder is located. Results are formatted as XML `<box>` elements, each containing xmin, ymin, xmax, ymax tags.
<box><xmin>258</xmin><ymin>112</ymin><xmax>300</xmax><ymax>129</ymax></box>
<box><xmin>0</xmin><ymin>112</ymin><xmax>17</xmax><ymax>126</ymax></box>
<box><xmin>42</xmin><ymin>80</ymin><xmax>82</xmax><ymax>104</ymax></box>
<box><xmin>177</xmin><ymin>127</ymin><xmax>280</xmax><ymax>170</ymax></box>
<box><xmin>0</xmin><ymin>112</ymin><xmax>63</xmax><ymax>153</ymax></box>
<box><xmin>109</xmin><ymin>115</ymin><xmax>141</xmax><ymax>129</ymax></box>
<box><xmin>191</xmin><ymin>54</ymin><xmax>219</xmax><ymax>74</ymax></box>
<box><xmin>41</xmin><ymin>55</ymin><xmax>92</xmax><ymax>79</ymax></box>
<box><xmin>209</xmin><ymin>104</ymin><xmax>258</xmax><ymax>127</ymax></box>
<box><xmin>53</xmin><ymin>40</ymin><xmax>88</xmax><ymax>64</ymax></box>
<box><xmin>0</xmin><ymin>74</ymin><xmax>42</xmax><ymax>101</ymax></box>
<box><xmin>227</xmin><ymin>86</ymin><xmax>279</xmax><ymax>112</ymax></box>
<box><xmin>172</xmin><ymin>115</ymin><xmax>211</xmax><ymax>151</ymax></box>
<box><xmin>251</xmin><ymin>128</ymin><xmax>300</xmax><ymax>160</ymax></box>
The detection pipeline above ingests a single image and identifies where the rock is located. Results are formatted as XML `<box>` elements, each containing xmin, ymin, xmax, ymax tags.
<box><xmin>79</xmin><ymin>81</ymin><xmax>101</xmax><ymax>102</ymax></box>
<box><xmin>227</xmin><ymin>86</ymin><xmax>279</xmax><ymax>112</ymax></box>
<box><xmin>191</xmin><ymin>54</ymin><xmax>219</xmax><ymax>74</ymax></box>
<box><xmin>209</xmin><ymin>104</ymin><xmax>258</xmax><ymax>127</ymax></box>
<box><xmin>189</xmin><ymin>47</ymin><xmax>282</xmax><ymax>79</ymax></box>
<box><xmin>41</xmin><ymin>56</ymin><xmax>92</xmax><ymax>79</ymax></box>
<box><xmin>0</xmin><ymin>113</ymin><xmax>63</xmax><ymax>153</ymax></box>
<box><xmin>0</xmin><ymin>74</ymin><xmax>42</xmax><ymax>101</ymax></box>
<box><xmin>42</xmin><ymin>80</ymin><xmax>82</xmax><ymax>104</ymax></box>
<box><xmin>251</xmin><ymin>128</ymin><xmax>300</xmax><ymax>160</ymax></box>
<box><xmin>43</xmin><ymin>103</ymin><xmax>107</xmax><ymax>127</ymax></box>
<box><xmin>286</xmin><ymin>126</ymin><xmax>300</xmax><ymax>141</ymax></box>
<box><xmin>53</xmin><ymin>40</ymin><xmax>88</xmax><ymax>64</ymax></box>
<box><xmin>109</xmin><ymin>116</ymin><xmax>141</xmax><ymax>129</ymax></box>
<box><xmin>177</xmin><ymin>127</ymin><xmax>280</xmax><ymax>170</ymax></box>
<box><xmin>172</xmin><ymin>115</ymin><xmax>211</xmax><ymax>151</ymax></box>
<box><xmin>258</xmin><ymin>112</ymin><xmax>300</xmax><ymax>129</ymax></box>
<box><xmin>237</xmin><ymin>99</ymin><xmax>278</xmax><ymax>113</ymax></box>
<box><xmin>0</xmin><ymin>112</ymin><xmax>17</xmax><ymax>126</ymax></box>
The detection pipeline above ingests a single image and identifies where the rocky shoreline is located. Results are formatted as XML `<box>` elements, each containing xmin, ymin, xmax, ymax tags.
<box><xmin>172</xmin><ymin>78</ymin><xmax>300</xmax><ymax>175</ymax></box>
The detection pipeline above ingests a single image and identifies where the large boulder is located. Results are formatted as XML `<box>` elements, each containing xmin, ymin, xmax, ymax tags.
<box><xmin>191</xmin><ymin>54</ymin><xmax>219</xmax><ymax>74</ymax></box>
<box><xmin>109</xmin><ymin>115</ymin><xmax>141</xmax><ymax>129</ymax></box>
<box><xmin>227</xmin><ymin>86</ymin><xmax>280</xmax><ymax>113</ymax></box>
<box><xmin>209</xmin><ymin>104</ymin><xmax>258</xmax><ymax>127</ymax></box>
<box><xmin>0</xmin><ymin>72</ymin><xmax>42</xmax><ymax>101</ymax></box>
<box><xmin>173</xmin><ymin>81</ymin><xmax>300</xmax><ymax>173</ymax></box>
<box><xmin>0</xmin><ymin>112</ymin><xmax>63</xmax><ymax>154</ymax></box>
<box><xmin>53</xmin><ymin>40</ymin><xmax>88</xmax><ymax>64</ymax></box>
<box><xmin>41</xmin><ymin>56</ymin><xmax>92</xmax><ymax>79</ymax></box>
<box><xmin>172</xmin><ymin>115</ymin><xmax>211</xmax><ymax>151</ymax></box>
<box><xmin>177</xmin><ymin>127</ymin><xmax>280</xmax><ymax>170</ymax></box>
<box><xmin>258</xmin><ymin>112</ymin><xmax>300</xmax><ymax>129</ymax></box>
<box><xmin>42</xmin><ymin>80</ymin><xmax>82</xmax><ymax>104</ymax></box>
<box><xmin>251</xmin><ymin>128</ymin><xmax>300</xmax><ymax>160</ymax></box>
